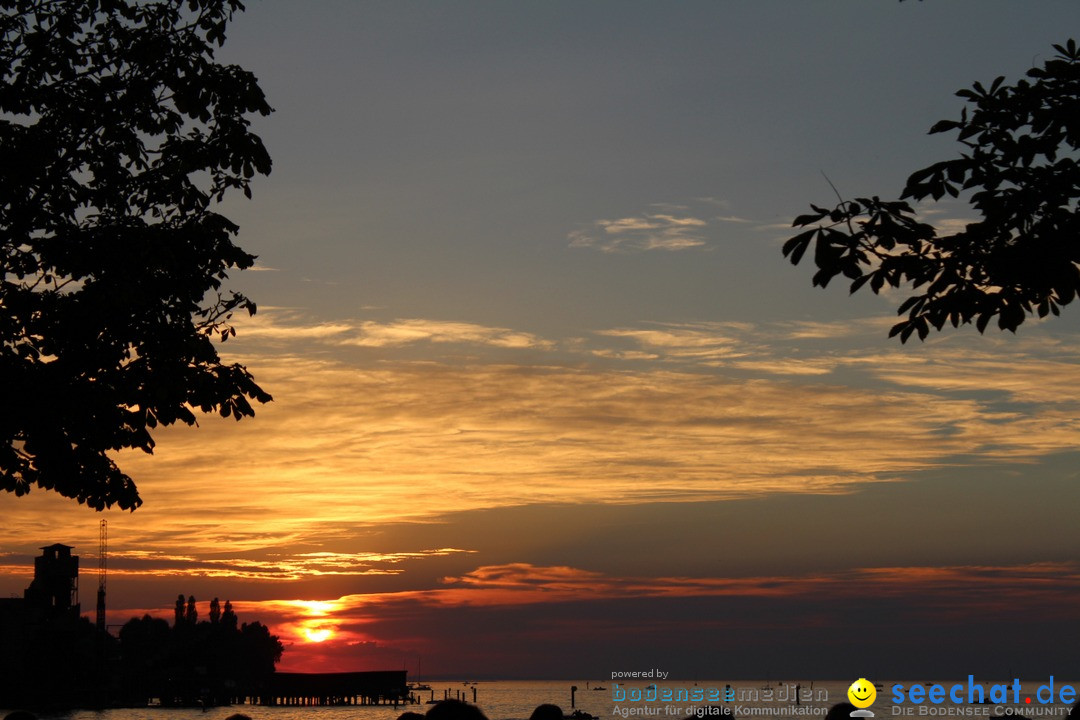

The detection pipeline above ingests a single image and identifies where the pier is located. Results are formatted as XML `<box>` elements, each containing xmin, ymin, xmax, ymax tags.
<box><xmin>257</xmin><ymin>670</ymin><xmax>410</xmax><ymax>707</ymax></box>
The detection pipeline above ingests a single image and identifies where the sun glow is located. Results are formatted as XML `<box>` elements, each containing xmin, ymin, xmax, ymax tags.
<box><xmin>302</xmin><ymin>625</ymin><xmax>333</xmax><ymax>643</ymax></box>
<box><xmin>286</xmin><ymin>600</ymin><xmax>344</xmax><ymax>644</ymax></box>
<box><xmin>285</xmin><ymin>599</ymin><xmax>343</xmax><ymax>616</ymax></box>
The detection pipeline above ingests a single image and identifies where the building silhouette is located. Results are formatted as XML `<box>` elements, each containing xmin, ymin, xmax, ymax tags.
<box><xmin>24</xmin><ymin>543</ymin><xmax>80</xmax><ymax>614</ymax></box>
<box><xmin>0</xmin><ymin>543</ymin><xmax>104</xmax><ymax>709</ymax></box>
<box><xmin>0</xmin><ymin>544</ymin><xmax>403</xmax><ymax>710</ymax></box>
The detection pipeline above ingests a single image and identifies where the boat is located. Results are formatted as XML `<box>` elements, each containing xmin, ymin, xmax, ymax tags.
<box><xmin>409</xmin><ymin>656</ymin><xmax>432</xmax><ymax>691</ymax></box>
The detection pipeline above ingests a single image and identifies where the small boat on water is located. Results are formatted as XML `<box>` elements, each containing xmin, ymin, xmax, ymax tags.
<box><xmin>410</xmin><ymin>657</ymin><xmax>432</xmax><ymax>691</ymax></box>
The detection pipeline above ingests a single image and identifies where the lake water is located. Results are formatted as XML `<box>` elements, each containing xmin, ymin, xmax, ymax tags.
<box><xmin>6</xmin><ymin>679</ymin><xmax>1077</xmax><ymax>720</ymax></box>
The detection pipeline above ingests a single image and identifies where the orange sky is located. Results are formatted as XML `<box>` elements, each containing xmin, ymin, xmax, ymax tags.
<box><xmin>4</xmin><ymin>315</ymin><xmax>1080</xmax><ymax>676</ymax></box>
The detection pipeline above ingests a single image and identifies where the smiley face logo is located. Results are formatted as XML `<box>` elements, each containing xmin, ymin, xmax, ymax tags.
<box><xmin>847</xmin><ymin>678</ymin><xmax>876</xmax><ymax>709</ymax></box>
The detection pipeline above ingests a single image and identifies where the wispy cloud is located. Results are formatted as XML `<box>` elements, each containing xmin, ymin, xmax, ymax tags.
<box><xmin>435</xmin><ymin>561</ymin><xmax>1080</xmax><ymax>605</ymax></box>
<box><xmin>7</xmin><ymin>305</ymin><xmax>1080</xmax><ymax>678</ymax></box>
<box><xmin>598</xmin><ymin>323</ymin><xmax>753</xmax><ymax>364</ymax></box>
<box><xmin>770</xmin><ymin>317</ymin><xmax>896</xmax><ymax>340</ymax></box>
<box><xmin>343</xmin><ymin>319</ymin><xmax>553</xmax><ymax>350</ymax></box>
<box><xmin>235</xmin><ymin>314</ymin><xmax>356</xmax><ymax>341</ymax></box>
<box><xmin>131</xmin><ymin>560</ymin><xmax>1080</xmax><ymax>672</ymax></box>
<box><xmin>7</xmin><ymin>313</ymin><xmax>1080</xmax><ymax>565</ymax></box>
<box><xmin>914</xmin><ymin>205</ymin><xmax>979</xmax><ymax>237</ymax></box>
<box><xmin>569</xmin><ymin>213</ymin><xmax>710</xmax><ymax>252</ymax></box>
<box><xmin>4</xmin><ymin>339</ymin><xmax>1075</xmax><ymax>561</ymax></box>
<box><xmin>233</xmin><ymin>311</ymin><xmax>554</xmax><ymax>351</ymax></box>
<box><xmin>0</xmin><ymin>548</ymin><xmax>476</xmax><ymax>583</ymax></box>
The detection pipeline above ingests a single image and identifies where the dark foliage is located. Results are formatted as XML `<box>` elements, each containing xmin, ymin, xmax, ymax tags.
<box><xmin>0</xmin><ymin>610</ymin><xmax>114</xmax><ymax>708</ymax></box>
<box><xmin>784</xmin><ymin>40</ymin><xmax>1080</xmax><ymax>342</ymax></box>
<box><xmin>0</xmin><ymin>0</ymin><xmax>272</xmax><ymax>510</ymax></box>
<box><xmin>118</xmin><ymin>600</ymin><xmax>284</xmax><ymax>706</ymax></box>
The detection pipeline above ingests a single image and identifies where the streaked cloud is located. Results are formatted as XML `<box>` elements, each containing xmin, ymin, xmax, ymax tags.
<box><xmin>860</xmin><ymin>347</ymin><xmax>1080</xmax><ymax>407</ymax></box>
<box><xmin>343</xmin><ymin>319</ymin><xmax>553</xmax><ymax>350</ymax></box>
<box><xmin>590</xmin><ymin>348</ymin><xmax>660</xmax><ymax>361</ymax></box>
<box><xmin>8</xmin><ymin>306</ymin><xmax>1080</xmax><ymax>677</ymax></box>
<box><xmin>915</xmin><ymin>205</ymin><xmax>980</xmax><ymax>237</ymax></box>
<box><xmin>598</xmin><ymin>322</ymin><xmax>756</xmax><ymax>364</ymax></box>
<box><xmin>132</xmin><ymin>560</ymin><xmax>1080</xmax><ymax>672</ymax></box>
<box><xmin>569</xmin><ymin>212</ymin><xmax>710</xmax><ymax>252</ymax></box>
<box><xmin>231</xmin><ymin>310</ymin><xmax>555</xmax><ymax>351</ymax></box>
<box><xmin>4</xmin><ymin>335</ymin><xmax>1077</xmax><ymax>564</ymax></box>
<box><xmin>771</xmin><ymin>317</ymin><xmax>896</xmax><ymax>340</ymax></box>
<box><xmin>0</xmin><ymin>547</ymin><xmax>476</xmax><ymax>583</ymax></box>
<box><xmin>436</xmin><ymin>561</ymin><xmax>1080</xmax><ymax>605</ymax></box>
<box><xmin>235</xmin><ymin>313</ymin><xmax>356</xmax><ymax>341</ymax></box>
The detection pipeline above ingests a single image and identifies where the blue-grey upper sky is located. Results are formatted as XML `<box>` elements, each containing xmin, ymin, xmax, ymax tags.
<box><xmin>220</xmin><ymin>1</ymin><xmax>1076</xmax><ymax>334</ymax></box>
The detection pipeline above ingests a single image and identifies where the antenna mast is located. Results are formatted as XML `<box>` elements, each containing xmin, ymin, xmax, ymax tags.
<box><xmin>96</xmin><ymin>519</ymin><xmax>107</xmax><ymax>632</ymax></box>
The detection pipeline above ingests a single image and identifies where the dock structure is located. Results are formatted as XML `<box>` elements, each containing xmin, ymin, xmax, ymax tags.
<box><xmin>256</xmin><ymin>670</ymin><xmax>410</xmax><ymax>707</ymax></box>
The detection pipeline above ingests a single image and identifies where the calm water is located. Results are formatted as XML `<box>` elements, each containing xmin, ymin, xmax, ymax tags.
<box><xmin>7</xmin><ymin>680</ymin><xmax>1078</xmax><ymax>720</ymax></box>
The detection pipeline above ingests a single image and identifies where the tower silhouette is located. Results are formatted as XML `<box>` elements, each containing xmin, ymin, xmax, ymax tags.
<box><xmin>24</xmin><ymin>543</ymin><xmax>80</xmax><ymax>616</ymax></box>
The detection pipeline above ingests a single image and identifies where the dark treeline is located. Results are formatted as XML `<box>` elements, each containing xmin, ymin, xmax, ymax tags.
<box><xmin>117</xmin><ymin>595</ymin><xmax>284</xmax><ymax>707</ymax></box>
<box><xmin>0</xmin><ymin>594</ymin><xmax>282</xmax><ymax>710</ymax></box>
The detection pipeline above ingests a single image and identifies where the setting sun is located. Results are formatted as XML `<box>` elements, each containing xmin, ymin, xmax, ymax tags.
<box><xmin>302</xmin><ymin>626</ymin><xmax>333</xmax><ymax>643</ymax></box>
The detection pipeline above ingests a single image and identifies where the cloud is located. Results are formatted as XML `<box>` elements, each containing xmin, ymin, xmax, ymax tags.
<box><xmin>434</xmin><ymin>561</ymin><xmax>1080</xmax><ymax>605</ymax></box>
<box><xmin>7</xmin><ymin>305</ymin><xmax>1080</xmax><ymax>677</ymax></box>
<box><xmin>728</xmin><ymin>358</ymin><xmax>834</xmax><ymax>376</ymax></box>
<box><xmin>7</xmin><ymin>314</ymin><xmax>1080</xmax><ymax>569</ymax></box>
<box><xmin>234</xmin><ymin>313</ymin><xmax>355</xmax><ymax>342</ymax></box>
<box><xmin>590</xmin><ymin>349</ymin><xmax>660</xmax><ymax>361</ymax></box>
<box><xmin>598</xmin><ymin>322</ymin><xmax>756</xmax><ymax>363</ymax></box>
<box><xmin>115</xmin><ymin>560</ymin><xmax>1080</xmax><ymax>673</ymax></box>
<box><xmin>914</xmin><ymin>205</ymin><xmax>979</xmax><ymax>237</ymax></box>
<box><xmin>342</xmin><ymin>319</ymin><xmax>553</xmax><ymax>350</ymax></box>
<box><xmin>4</xmin><ymin>335</ymin><xmax>1077</xmax><ymax>564</ymax></box>
<box><xmin>569</xmin><ymin>213</ymin><xmax>710</xmax><ymax>253</ymax></box>
<box><xmin>105</xmin><ymin>548</ymin><xmax>475</xmax><ymax>581</ymax></box>
<box><xmin>0</xmin><ymin>547</ymin><xmax>476</xmax><ymax>583</ymax></box>
<box><xmin>770</xmin><ymin>317</ymin><xmax>896</xmax><ymax>340</ymax></box>
<box><xmin>233</xmin><ymin>311</ymin><xmax>554</xmax><ymax>351</ymax></box>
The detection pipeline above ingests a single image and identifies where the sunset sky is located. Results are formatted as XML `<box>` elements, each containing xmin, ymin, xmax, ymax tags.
<box><xmin>5</xmin><ymin>0</ymin><xmax>1080</xmax><ymax>681</ymax></box>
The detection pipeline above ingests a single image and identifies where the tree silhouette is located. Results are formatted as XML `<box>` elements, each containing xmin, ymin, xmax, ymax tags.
<box><xmin>117</xmin><ymin>599</ymin><xmax>283</xmax><ymax>706</ymax></box>
<box><xmin>185</xmin><ymin>594</ymin><xmax>198</xmax><ymax>625</ymax></box>
<box><xmin>222</xmin><ymin>598</ymin><xmax>237</xmax><ymax>629</ymax></box>
<box><xmin>0</xmin><ymin>0</ymin><xmax>272</xmax><ymax>511</ymax></box>
<box><xmin>783</xmin><ymin>40</ymin><xmax>1080</xmax><ymax>342</ymax></box>
<box><xmin>118</xmin><ymin>614</ymin><xmax>173</xmax><ymax>702</ymax></box>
